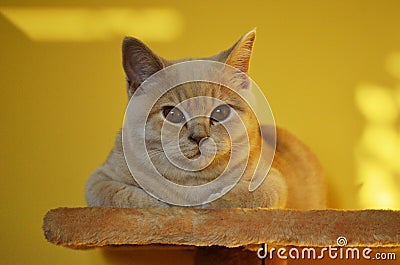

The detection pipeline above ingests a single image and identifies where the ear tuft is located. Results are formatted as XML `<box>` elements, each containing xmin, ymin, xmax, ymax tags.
<box><xmin>225</xmin><ymin>29</ymin><xmax>256</xmax><ymax>73</ymax></box>
<box><xmin>122</xmin><ymin>37</ymin><xmax>164</xmax><ymax>97</ymax></box>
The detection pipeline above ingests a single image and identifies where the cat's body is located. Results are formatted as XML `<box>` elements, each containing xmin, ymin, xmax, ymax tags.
<box><xmin>85</xmin><ymin>30</ymin><xmax>326</xmax><ymax>210</ymax></box>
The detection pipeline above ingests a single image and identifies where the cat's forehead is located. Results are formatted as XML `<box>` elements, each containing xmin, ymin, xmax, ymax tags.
<box><xmin>157</xmin><ymin>82</ymin><xmax>244</xmax><ymax>107</ymax></box>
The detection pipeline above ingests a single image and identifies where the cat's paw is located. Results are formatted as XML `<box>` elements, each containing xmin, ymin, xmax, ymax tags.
<box><xmin>202</xmin><ymin>168</ymin><xmax>288</xmax><ymax>209</ymax></box>
<box><xmin>86</xmin><ymin>173</ymin><xmax>171</xmax><ymax>208</ymax></box>
<box><xmin>112</xmin><ymin>185</ymin><xmax>171</xmax><ymax>208</ymax></box>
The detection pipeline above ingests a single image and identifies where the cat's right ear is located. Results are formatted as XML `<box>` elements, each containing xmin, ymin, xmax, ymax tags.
<box><xmin>122</xmin><ymin>37</ymin><xmax>164</xmax><ymax>97</ymax></box>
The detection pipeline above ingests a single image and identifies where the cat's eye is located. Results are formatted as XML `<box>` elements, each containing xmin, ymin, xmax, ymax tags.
<box><xmin>162</xmin><ymin>106</ymin><xmax>186</xmax><ymax>123</ymax></box>
<box><xmin>210</xmin><ymin>104</ymin><xmax>231</xmax><ymax>122</ymax></box>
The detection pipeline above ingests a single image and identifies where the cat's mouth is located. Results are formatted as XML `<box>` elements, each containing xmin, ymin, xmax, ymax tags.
<box><xmin>185</xmin><ymin>149</ymin><xmax>201</xmax><ymax>159</ymax></box>
<box><xmin>182</xmin><ymin>139</ymin><xmax>226</xmax><ymax>161</ymax></box>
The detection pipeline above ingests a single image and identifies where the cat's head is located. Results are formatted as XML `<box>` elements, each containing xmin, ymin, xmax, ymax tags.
<box><xmin>122</xmin><ymin>30</ymin><xmax>261</xmax><ymax>185</ymax></box>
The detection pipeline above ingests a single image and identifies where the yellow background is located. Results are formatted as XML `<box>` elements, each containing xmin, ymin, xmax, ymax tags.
<box><xmin>0</xmin><ymin>0</ymin><xmax>399</xmax><ymax>264</ymax></box>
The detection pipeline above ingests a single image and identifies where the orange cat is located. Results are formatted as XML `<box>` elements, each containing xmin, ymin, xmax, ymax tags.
<box><xmin>85</xmin><ymin>30</ymin><xmax>326</xmax><ymax>210</ymax></box>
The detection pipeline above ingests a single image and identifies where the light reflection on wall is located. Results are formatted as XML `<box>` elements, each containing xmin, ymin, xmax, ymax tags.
<box><xmin>355</xmin><ymin>53</ymin><xmax>400</xmax><ymax>209</ymax></box>
<box><xmin>0</xmin><ymin>7</ymin><xmax>183</xmax><ymax>42</ymax></box>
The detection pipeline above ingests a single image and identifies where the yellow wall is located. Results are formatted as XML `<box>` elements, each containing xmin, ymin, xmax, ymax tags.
<box><xmin>0</xmin><ymin>1</ymin><xmax>399</xmax><ymax>264</ymax></box>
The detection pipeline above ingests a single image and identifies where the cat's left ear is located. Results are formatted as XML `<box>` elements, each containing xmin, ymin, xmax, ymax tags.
<box><xmin>225</xmin><ymin>29</ymin><xmax>256</xmax><ymax>74</ymax></box>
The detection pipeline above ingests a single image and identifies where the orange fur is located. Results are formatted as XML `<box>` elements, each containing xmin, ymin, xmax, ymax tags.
<box><xmin>85</xmin><ymin>30</ymin><xmax>326</xmax><ymax>210</ymax></box>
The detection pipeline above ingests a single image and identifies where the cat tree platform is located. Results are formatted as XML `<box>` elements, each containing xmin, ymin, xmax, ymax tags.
<box><xmin>43</xmin><ymin>207</ymin><xmax>400</xmax><ymax>249</ymax></box>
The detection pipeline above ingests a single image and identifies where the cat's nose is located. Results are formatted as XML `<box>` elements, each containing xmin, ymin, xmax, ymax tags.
<box><xmin>187</xmin><ymin>117</ymin><xmax>210</xmax><ymax>145</ymax></box>
<box><xmin>189</xmin><ymin>134</ymin><xmax>208</xmax><ymax>145</ymax></box>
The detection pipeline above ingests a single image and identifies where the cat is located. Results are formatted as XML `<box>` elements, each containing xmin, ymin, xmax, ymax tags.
<box><xmin>85</xmin><ymin>30</ymin><xmax>327</xmax><ymax>210</ymax></box>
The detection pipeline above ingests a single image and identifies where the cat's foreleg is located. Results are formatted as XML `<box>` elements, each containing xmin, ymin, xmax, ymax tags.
<box><xmin>85</xmin><ymin>173</ymin><xmax>169</xmax><ymax>208</ymax></box>
<box><xmin>255</xmin><ymin>168</ymin><xmax>288</xmax><ymax>208</ymax></box>
<box><xmin>202</xmin><ymin>168</ymin><xmax>287</xmax><ymax>209</ymax></box>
